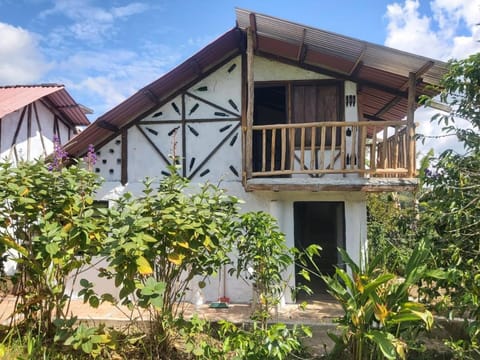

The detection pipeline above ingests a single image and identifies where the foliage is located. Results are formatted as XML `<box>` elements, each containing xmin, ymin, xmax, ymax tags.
<box><xmin>419</xmin><ymin>53</ymin><xmax>480</xmax><ymax>358</ymax></box>
<box><xmin>82</xmin><ymin>168</ymin><xmax>240</xmax><ymax>356</ymax></box>
<box><xmin>218</xmin><ymin>320</ymin><xmax>307</xmax><ymax>360</ymax></box>
<box><xmin>366</xmin><ymin>192</ymin><xmax>418</xmax><ymax>275</ymax></box>
<box><xmin>0</xmin><ymin>158</ymin><xmax>105</xmax><ymax>334</ymax></box>
<box><xmin>178</xmin><ymin>315</ymin><xmax>307</xmax><ymax>360</ymax></box>
<box><xmin>178</xmin><ymin>211</ymin><xmax>309</xmax><ymax>360</ymax></box>
<box><xmin>230</xmin><ymin>211</ymin><xmax>295</xmax><ymax>328</ymax></box>
<box><xmin>321</xmin><ymin>240</ymin><xmax>443</xmax><ymax>360</ymax></box>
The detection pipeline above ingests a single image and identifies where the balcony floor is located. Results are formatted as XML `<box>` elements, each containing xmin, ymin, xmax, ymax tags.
<box><xmin>245</xmin><ymin>176</ymin><xmax>418</xmax><ymax>192</ymax></box>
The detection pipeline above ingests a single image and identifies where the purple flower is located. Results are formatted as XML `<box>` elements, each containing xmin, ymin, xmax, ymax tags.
<box><xmin>84</xmin><ymin>144</ymin><xmax>97</xmax><ymax>170</ymax></box>
<box><xmin>48</xmin><ymin>135</ymin><xmax>68</xmax><ymax>171</ymax></box>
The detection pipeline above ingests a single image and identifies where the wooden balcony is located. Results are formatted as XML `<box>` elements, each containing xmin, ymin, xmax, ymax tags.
<box><xmin>244</xmin><ymin>121</ymin><xmax>418</xmax><ymax>192</ymax></box>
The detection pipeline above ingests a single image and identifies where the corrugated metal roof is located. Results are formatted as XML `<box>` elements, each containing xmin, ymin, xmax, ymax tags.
<box><xmin>235</xmin><ymin>8</ymin><xmax>447</xmax><ymax>84</ymax></box>
<box><xmin>64</xmin><ymin>28</ymin><xmax>243</xmax><ymax>156</ymax></box>
<box><xmin>64</xmin><ymin>9</ymin><xmax>448</xmax><ymax>158</ymax></box>
<box><xmin>0</xmin><ymin>84</ymin><xmax>90</xmax><ymax>126</ymax></box>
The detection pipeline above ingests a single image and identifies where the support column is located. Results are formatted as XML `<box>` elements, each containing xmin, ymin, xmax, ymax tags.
<box><xmin>407</xmin><ymin>72</ymin><xmax>416</xmax><ymax>177</ymax></box>
<box><xmin>245</xmin><ymin>27</ymin><xmax>254</xmax><ymax>181</ymax></box>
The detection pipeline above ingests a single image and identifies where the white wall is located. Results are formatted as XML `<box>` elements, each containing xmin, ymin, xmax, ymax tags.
<box><xmin>84</xmin><ymin>55</ymin><xmax>368</xmax><ymax>304</ymax></box>
<box><xmin>0</xmin><ymin>100</ymin><xmax>73</xmax><ymax>163</ymax></box>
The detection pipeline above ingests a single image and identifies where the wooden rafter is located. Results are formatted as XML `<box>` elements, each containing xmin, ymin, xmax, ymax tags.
<box><xmin>96</xmin><ymin>120</ymin><xmax>119</xmax><ymax>132</ymax></box>
<box><xmin>296</xmin><ymin>28</ymin><xmax>307</xmax><ymax>64</ymax></box>
<box><xmin>374</xmin><ymin>60</ymin><xmax>434</xmax><ymax>118</ymax></box>
<box><xmin>257</xmin><ymin>52</ymin><xmax>409</xmax><ymax>99</ymax></box>
<box><xmin>348</xmin><ymin>43</ymin><xmax>367</xmax><ymax>76</ymax></box>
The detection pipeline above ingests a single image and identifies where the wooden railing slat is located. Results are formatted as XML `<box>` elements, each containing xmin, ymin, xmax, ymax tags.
<box><xmin>250</xmin><ymin>121</ymin><xmax>412</xmax><ymax>178</ymax></box>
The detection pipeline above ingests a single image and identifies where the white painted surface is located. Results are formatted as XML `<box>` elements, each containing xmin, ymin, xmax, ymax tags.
<box><xmin>80</xmin><ymin>54</ymin><xmax>370</xmax><ymax>304</ymax></box>
<box><xmin>0</xmin><ymin>100</ymin><xmax>73</xmax><ymax>163</ymax></box>
<box><xmin>254</xmin><ymin>56</ymin><xmax>332</xmax><ymax>81</ymax></box>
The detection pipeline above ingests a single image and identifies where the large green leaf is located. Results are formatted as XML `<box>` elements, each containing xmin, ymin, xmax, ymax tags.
<box><xmin>366</xmin><ymin>330</ymin><xmax>397</xmax><ymax>360</ymax></box>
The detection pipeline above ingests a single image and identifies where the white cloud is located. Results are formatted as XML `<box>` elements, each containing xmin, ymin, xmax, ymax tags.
<box><xmin>0</xmin><ymin>22</ymin><xmax>50</xmax><ymax>84</ymax></box>
<box><xmin>39</xmin><ymin>0</ymin><xmax>150</xmax><ymax>43</ymax></box>
<box><xmin>49</xmin><ymin>44</ymin><xmax>183</xmax><ymax>117</ymax></box>
<box><xmin>384</xmin><ymin>0</ymin><xmax>480</xmax><ymax>158</ymax></box>
<box><xmin>385</xmin><ymin>0</ymin><xmax>480</xmax><ymax>60</ymax></box>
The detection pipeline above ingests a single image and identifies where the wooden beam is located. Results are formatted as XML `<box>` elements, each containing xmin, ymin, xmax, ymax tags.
<box><xmin>27</xmin><ymin>104</ymin><xmax>32</xmax><ymax>161</ymax></box>
<box><xmin>141</xmin><ymin>88</ymin><xmax>161</xmax><ymax>104</ymax></box>
<box><xmin>241</xmin><ymin>50</ymin><xmax>248</xmax><ymax>185</ymax></box>
<box><xmin>414</xmin><ymin>61</ymin><xmax>435</xmax><ymax>78</ymax></box>
<box><xmin>9</xmin><ymin>106</ymin><xmax>27</xmax><ymax>162</ymax></box>
<box><xmin>96</xmin><ymin>120</ymin><xmax>119</xmax><ymax>132</ymax></box>
<box><xmin>121</xmin><ymin>128</ymin><xmax>128</xmax><ymax>185</ymax></box>
<box><xmin>245</xmin><ymin>27</ymin><xmax>254</xmax><ymax>180</ymax></box>
<box><xmin>32</xmin><ymin>102</ymin><xmax>47</xmax><ymax>157</ymax></box>
<box><xmin>407</xmin><ymin>72</ymin><xmax>416</xmax><ymax>177</ymax></box>
<box><xmin>245</xmin><ymin>179</ymin><xmax>418</xmax><ymax>192</ymax></box>
<box><xmin>375</xmin><ymin>97</ymin><xmax>402</xmax><ymax>117</ymax></box>
<box><xmin>249</xmin><ymin>13</ymin><xmax>258</xmax><ymax>51</ymax></box>
<box><xmin>257</xmin><ymin>51</ymin><xmax>410</xmax><ymax>99</ymax></box>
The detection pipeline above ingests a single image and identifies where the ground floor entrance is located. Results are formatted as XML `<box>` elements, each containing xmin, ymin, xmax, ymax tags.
<box><xmin>294</xmin><ymin>201</ymin><xmax>345</xmax><ymax>301</ymax></box>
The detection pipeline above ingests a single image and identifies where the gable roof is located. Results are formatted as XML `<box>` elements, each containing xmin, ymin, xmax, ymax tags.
<box><xmin>0</xmin><ymin>84</ymin><xmax>90</xmax><ymax>126</ymax></box>
<box><xmin>64</xmin><ymin>9</ymin><xmax>448</xmax><ymax>157</ymax></box>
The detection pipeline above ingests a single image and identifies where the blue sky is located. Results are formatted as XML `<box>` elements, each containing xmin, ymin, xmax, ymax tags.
<box><xmin>0</xmin><ymin>0</ymin><xmax>479</xmax><ymax>154</ymax></box>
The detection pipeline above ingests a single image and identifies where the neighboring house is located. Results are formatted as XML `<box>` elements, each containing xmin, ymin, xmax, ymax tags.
<box><xmin>0</xmin><ymin>84</ymin><xmax>90</xmax><ymax>164</ymax></box>
<box><xmin>0</xmin><ymin>83</ymin><xmax>90</xmax><ymax>276</ymax></box>
<box><xmin>64</xmin><ymin>9</ymin><xmax>447</xmax><ymax>303</ymax></box>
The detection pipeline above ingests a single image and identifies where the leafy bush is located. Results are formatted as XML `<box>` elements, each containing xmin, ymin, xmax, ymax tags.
<box><xmin>82</xmin><ymin>168</ymin><xmax>240</xmax><ymax>356</ymax></box>
<box><xmin>322</xmin><ymin>240</ymin><xmax>444</xmax><ymax>360</ymax></box>
<box><xmin>0</xmin><ymin>158</ymin><xmax>105</xmax><ymax>334</ymax></box>
<box><xmin>230</xmin><ymin>211</ymin><xmax>295</xmax><ymax>328</ymax></box>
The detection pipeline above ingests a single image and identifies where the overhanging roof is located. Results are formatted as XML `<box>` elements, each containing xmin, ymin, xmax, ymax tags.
<box><xmin>0</xmin><ymin>84</ymin><xmax>90</xmax><ymax>126</ymax></box>
<box><xmin>64</xmin><ymin>9</ymin><xmax>448</xmax><ymax>157</ymax></box>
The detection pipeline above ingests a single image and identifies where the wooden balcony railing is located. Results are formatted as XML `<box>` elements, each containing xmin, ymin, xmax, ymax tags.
<box><xmin>249</xmin><ymin>121</ymin><xmax>414</xmax><ymax>179</ymax></box>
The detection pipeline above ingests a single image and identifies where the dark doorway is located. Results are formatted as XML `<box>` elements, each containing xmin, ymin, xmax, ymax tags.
<box><xmin>294</xmin><ymin>202</ymin><xmax>345</xmax><ymax>301</ymax></box>
<box><xmin>252</xmin><ymin>86</ymin><xmax>287</xmax><ymax>174</ymax></box>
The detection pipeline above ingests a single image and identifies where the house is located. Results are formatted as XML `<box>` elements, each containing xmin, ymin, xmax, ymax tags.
<box><xmin>63</xmin><ymin>9</ymin><xmax>447</xmax><ymax>303</ymax></box>
<box><xmin>0</xmin><ymin>83</ymin><xmax>90</xmax><ymax>276</ymax></box>
<box><xmin>0</xmin><ymin>84</ymin><xmax>90</xmax><ymax>164</ymax></box>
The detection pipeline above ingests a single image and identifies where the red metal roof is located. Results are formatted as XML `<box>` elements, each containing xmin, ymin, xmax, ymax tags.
<box><xmin>0</xmin><ymin>84</ymin><xmax>90</xmax><ymax>126</ymax></box>
<box><xmin>64</xmin><ymin>10</ymin><xmax>448</xmax><ymax>158</ymax></box>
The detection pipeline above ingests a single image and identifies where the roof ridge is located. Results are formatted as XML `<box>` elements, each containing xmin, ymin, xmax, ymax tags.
<box><xmin>0</xmin><ymin>83</ymin><xmax>64</xmax><ymax>89</ymax></box>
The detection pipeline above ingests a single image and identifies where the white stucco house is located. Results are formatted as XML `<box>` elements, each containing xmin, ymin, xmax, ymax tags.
<box><xmin>0</xmin><ymin>83</ymin><xmax>90</xmax><ymax>276</ymax></box>
<box><xmin>64</xmin><ymin>9</ymin><xmax>447</xmax><ymax>303</ymax></box>
<box><xmin>0</xmin><ymin>84</ymin><xmax>90</xmax><ymax>164</ymax></box>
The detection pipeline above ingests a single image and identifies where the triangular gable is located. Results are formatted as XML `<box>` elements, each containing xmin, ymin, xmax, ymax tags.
<box><xmin>0</xmin><ymin>85</ymin><xmax>63</xmax><ymax>118</ymax></box>
<box><xmin>0</xmin><ymin>84</ymin><xmax>90</xmax><ymax>126</ymax></box>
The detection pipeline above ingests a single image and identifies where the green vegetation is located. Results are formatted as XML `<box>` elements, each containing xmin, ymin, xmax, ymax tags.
<box><xmin>0</xmin><ymin>54</ymin><xmax>479</xmax><ymax>359</ymax></box>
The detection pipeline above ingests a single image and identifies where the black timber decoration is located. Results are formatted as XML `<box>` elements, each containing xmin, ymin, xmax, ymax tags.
<box><xmin>135</xmin><ymin>59</ymin><xmax>241</xmax><ymax>179</ymax></box>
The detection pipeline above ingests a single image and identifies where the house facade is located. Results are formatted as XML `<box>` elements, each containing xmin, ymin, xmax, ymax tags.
<box><xmin>64</xmin><ymin>9</ymin><xmax>447</xmax><ymax>303</ymax></box>
<box><xmin>0</xmin><ymin>84</ymin><xmax>90</xmax><ymax>164</ymax></box>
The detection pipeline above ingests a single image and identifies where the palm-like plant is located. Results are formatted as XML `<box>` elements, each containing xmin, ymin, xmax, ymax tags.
<box><xmin>321</xmin><ymin>240</ymin><xmax>444</xmax><ymax>359</ymax></box>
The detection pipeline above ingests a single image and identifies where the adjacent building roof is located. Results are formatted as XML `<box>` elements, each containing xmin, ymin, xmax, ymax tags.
<box><xmin>64</xmin><ymin>9</ymin><xmax>448</xmax><ymax>157</ymax></box>
<box><xmin>0</xmin><ymin>84</ymin><xmax>90</xmax><ymax>126</ymax></box>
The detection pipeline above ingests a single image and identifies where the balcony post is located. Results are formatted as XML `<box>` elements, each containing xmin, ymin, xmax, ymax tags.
<box><xmin>407</xmin><ymin>72</ymin><xmax>416</xmax><ymax>177</ymax></box>
<box><xmin>245</xmin><ymin>26</ymin><xmax>254</xmax><ymax>180</ymax></box>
